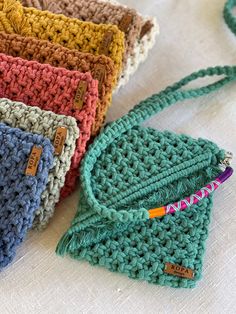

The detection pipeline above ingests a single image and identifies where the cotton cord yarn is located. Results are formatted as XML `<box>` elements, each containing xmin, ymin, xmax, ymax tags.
<box><xmin>22</xmin><ymin>0</ymin><xmax>143</xmax><ymax>62</ymax></box>
<box><xmin>22</xmin><ymin>0</ymin><xmax>159</xmax><ymax>88</ymax></box>
<box><xmin>224</xmin><ymin>0</ymin><xmax>236</xmax><ymax>36</ymax></box>
<box><xmin>57</xmin><ymin>65</ymin><xmax>236</xmax><ymax>288</ymax></box>
<box><xmin>0</xmin><ymin>98</ymin><xmax>79</xmax><ymax>230</ymax></box>
<box><xmin>0</xmin><ymin>0</ymin><xmax>125</xmax><ymax>78</ymax></box>
<box><xmin>0</xmin><ymin>123</ymin><xmax>54</xmax><ymax>269</ymax></box>
<box><xmin>0</xmin><ymin>53</ymin><xmax>98</xmax><ymax>198</ymax></box>
<box><xmin>0</xmin><ymin>32</ymin><xmax>116</xmax><ymax>135</ymax></box>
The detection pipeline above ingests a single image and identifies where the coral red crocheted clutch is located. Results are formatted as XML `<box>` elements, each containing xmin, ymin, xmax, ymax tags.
<box><xmin>0</xmin><ymin>53</ymin><xmax>98</xmax><ymax>198</ymax></box>
<box><xmin>0</xmin><ymin>32</ymin><xmax>116</xmax><ymax>135</ymax></box>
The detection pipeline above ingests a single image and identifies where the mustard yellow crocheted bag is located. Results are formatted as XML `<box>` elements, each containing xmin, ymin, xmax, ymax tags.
<box><xmin>0</xmin><ymin>0</ymin><xmax>125</xmax><ymax>78</ymax></box>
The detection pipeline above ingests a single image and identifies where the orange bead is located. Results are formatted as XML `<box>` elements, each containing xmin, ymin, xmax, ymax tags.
<box><xmin>148</xmin><ymin>207</ymin><xmax>166</xmax><ymax>219</ymax></box>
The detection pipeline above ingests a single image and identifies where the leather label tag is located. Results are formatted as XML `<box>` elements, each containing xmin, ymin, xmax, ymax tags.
<box><xmin>54</xmin><ymin>127</ymin><xmax>67</xmax><ymax>156</ymax></box>
<box><xmin>140</xmin><ymin>20</ymin><xmax>153</xmax><ymax>39</ymax></box>
<box><xmin>25</xmin><ymin>145</ymin><xmax>43</xmax><ymax>176</ymax></box>
<box><xmin>164</xmin><ymin>263</ymin><xmax>194</xmax><ymax>280</ymax></box>
<box><xmin>119</xmin><ymin>13</ymin><xmax>133</xmax><ymax>33</ymax></box>
<box><xmin>99</xmin><ymin>31</ymin><xmax>114</xmax><ymax>56</ymax></box>
<box><xmin>74</xmin><ymin>81</ymin><xmax>88</xmax><ymax>109</ymax></box>
<box><xmin>93</xmin><ymin>65</ymin><xmax>106</xmax><ymax>94</ymax></box>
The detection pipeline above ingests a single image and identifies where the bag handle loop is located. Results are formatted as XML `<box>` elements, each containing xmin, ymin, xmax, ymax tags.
<box><xmin>125</xmin><ymin>66</ymin><xmax>236</xmax><ymax>127</ymax></box>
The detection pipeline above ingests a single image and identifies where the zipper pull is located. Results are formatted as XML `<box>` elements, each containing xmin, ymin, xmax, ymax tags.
<box><xmin>220</xmin><ymin>151</ymin><xmax>233</xmax><ymax>168</ymax></box>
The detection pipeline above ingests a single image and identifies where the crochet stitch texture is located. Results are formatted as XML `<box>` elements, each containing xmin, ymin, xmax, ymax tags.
<box><xmin>0</xmin><ymin>122</ymin><xmax>54</xmax><ymax>268</ymax></box>
<box><xmin>0</xmin><ymin>53</ymin><xmax>98</xmax><ymax>198</ymax></box>
<box><xmin>101</xmin><ymin>0</ymin><xmax>159</xmax><ymax>88</ymax></box>
<box><xmin>57</xmin><ymin>65</ymin><xmax>236</xmax><ymax>288</ymax></box>
<box><xmin>0</xmin><ymin>98</ymin><xmax>79</xmax><ymax>230</ymax></box>
<box><xmin>0</xmin><ymin>32</ymin><xmax>116</xmax><ymax>135</ymax></box>
<box><xmin>0</xmin><ymin>0</ymin><xmax>125</xmax><ymax>79</ymax></box>
<box><xmin>22</xmin><ymin>0</ymin><xmax>159</xmax><ymax>88</ymax></box>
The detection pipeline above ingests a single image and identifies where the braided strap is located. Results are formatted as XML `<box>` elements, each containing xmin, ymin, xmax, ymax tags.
<box><xmin>127</xmin><ymin>65</ymin><xmax>236</xmax><ymax>126</ymax></box>
<box><xmin>224</xmin><ymin>0</ymin><xmax>236</xmax><ymax>36</ymax></box>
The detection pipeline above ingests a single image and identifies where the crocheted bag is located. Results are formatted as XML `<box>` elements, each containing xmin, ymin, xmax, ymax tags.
<box><xmin>21</xmin><ymin>0</ymin><xmax>159</xmax><ymax>88</ymax></box>
<box><xmin>0</xmin><ymin>32</ymin><xmax>116</xmax><ymax>135</ymax></box>
<box><xmin>0</xmin><ymin>53</ymin><xmax>98</xmax><ymax>198</ymax></box>
<box><xmin>57</xmin><ymin>65</ymin><xmax>235</xmax><ymax>288</ymax></box>
<box><xmin>0</xmin><ymin>0</ymin><xmax>125</xmax><ymax>79</ymax></box>
<box><xmin>0</xmin><ymin>123</ymin><xmax>54</xmax><ymax>269</ymax></box>
<box><xmin>0</xmin><ymin>98</ymin><xmax>79</xmax><ymax>230</ymax></box>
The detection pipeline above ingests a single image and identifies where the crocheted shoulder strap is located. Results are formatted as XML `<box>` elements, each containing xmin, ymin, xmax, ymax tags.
<box><xmin>93</xmin><ymin>65</ymin><xmax>236</xmax><ymax>151</ymax></box>
<box><xmin>122</xmin><ymin>0</ymin><xmax>236</xmax><ymax>126</ymax></box>
<box><xmin>125</xmin><ymin>66</ymin><xmax>236</xmax><ymax>127</ymax></box>
<box><xmin>224</xmin><ymin>0</ymin><xmax>236</xmax><ymax>36</ymax></box>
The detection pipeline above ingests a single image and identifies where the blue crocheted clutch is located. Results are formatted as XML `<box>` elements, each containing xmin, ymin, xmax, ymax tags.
<box><xmin>0</xmin><ymin>123</ymin><xmax>54</xmax><ymax>269</ymax></box>
<box><xmin>57</xmin><ymin>66</ymin><xmax>235</xmax><ymax>288</ymax></box>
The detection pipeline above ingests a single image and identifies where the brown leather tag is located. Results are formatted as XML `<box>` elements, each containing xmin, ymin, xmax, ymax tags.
<box><xmin>74</xmin><ymin>81</ymin><xmax>88</xmax><ymax>110</ymax></box>
<box><xmin>119</xmin><ymin>13</ymin><xmax>133</xmax><ymax>33</ymax></box>
<box><xmin>93</xmin><ymin>65</ymin><xmax>106</xmax><ymax>94</ymax></box>
<box><xmin>99</xmin><ymin>31</ymin><xmax>114</xmax><ymax>56</ymax></box>
<box><xmin>140</xmin><ymin>20</ymin><xmax>153</xmax><ymax>39</ymax></box>
<box><xmin>54</xmin><ymin>127</ymin><xmax>67</xmax><ymax>156</ymax></box>
<box><xmin>25</xmin><ymin>146</ymin><xmax>43</xmax><ymax>176</ymax></box>
<box><xmin>164</xmin><ymin>263</ymin><xmax>194</xmax><ymax>280</ymax></box>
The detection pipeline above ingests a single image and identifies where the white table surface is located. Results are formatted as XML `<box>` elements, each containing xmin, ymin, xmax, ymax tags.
<box><xmin>1</xmin><ymin>1</ymin><xmax>236</xmax><ymax>313</ymax></box>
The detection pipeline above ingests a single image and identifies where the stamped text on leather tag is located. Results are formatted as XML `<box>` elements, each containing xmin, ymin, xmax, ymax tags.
<box><xmin>140</xmin><ymin>21</ymin><xmax>153</xmax><ymax>39</ymax></box>
<box><xmin>54</xmin><ymin>127</ymin><xmax>67</xmax><ymax>156</ymax></box>
<box><xmin>119</xmin><ymin>13</ymin><xmax>133</xmax><ymax>33</ymax></box>
<box><xmin>74</xmin><ymin>81</ymin><xmax>88</xmax><ymax>109</ymax></box>
<box><xmin>164</xmin><ymin>263</ymin><xmax>194</xmax><ymax>280</ymax></box>
<box><xmin>25</xmin><ymin>146</ymin><xmax>43</xmax><ymax>176</ymax></box>
<box><xmin>99</xmin><ymin>31</ymin><xmax>114</xmax><ymax>56</ymax></box>
<box><xmin>93</xmin><ymin>65</ymin><xmax>106</xmax><ymax>94</ymax></box>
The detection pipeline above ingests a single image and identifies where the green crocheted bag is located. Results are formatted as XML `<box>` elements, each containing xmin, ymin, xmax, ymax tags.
<box><xmin>57</xmin><ymin>65</ymin><xmax>235</xmax><ymax>289</ymax></box>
